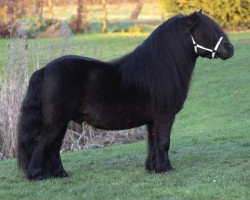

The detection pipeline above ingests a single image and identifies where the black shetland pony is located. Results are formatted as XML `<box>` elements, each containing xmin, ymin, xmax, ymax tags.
<box><xmin>17</xmin><ymin>11</ymin><xmax>234</xmax><ymax>180</ymax></box>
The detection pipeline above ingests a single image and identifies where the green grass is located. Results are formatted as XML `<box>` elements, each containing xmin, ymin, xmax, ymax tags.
<box><xmin>0</xmin><ymin>32</ymin><xmax>250</xmax><ymax>199</ymax></box>
<box><xmin>0</xmin><ymin>33</ymin><xmax>148</xmax><ymax>70</ymax></box>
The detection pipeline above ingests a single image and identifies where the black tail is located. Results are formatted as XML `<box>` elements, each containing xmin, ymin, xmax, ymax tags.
<box><xmin>17</xmin><ymin>68</ymin><xmax>45</xmax><ymax>171</ymax></box>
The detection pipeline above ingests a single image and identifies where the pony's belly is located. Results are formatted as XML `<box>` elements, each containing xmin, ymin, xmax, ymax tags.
<box><xmin>85</xmin><ymin>118</ymin><xmax>146</xmax><ymax>130</ymax></box>
<box><xmin>81</xmin><ymin>104</ymin><xmax>149</xmax><ymax>130</ymax></box>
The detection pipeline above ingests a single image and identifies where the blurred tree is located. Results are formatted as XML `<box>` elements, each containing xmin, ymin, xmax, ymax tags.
<box><xmin>159</xmin><ymin>0</ymin><xmax>250</xmax><ymax>29</ymax></box>
<box><xmin>16</xmin><ymin>0</ymin><xmax>27</xmax><ymax>18</ymax></box>
<box><xmin>0</xmin><ymin>0</ymin><xmax>25</xmax><ymax>36</ymax></box>
<box><xmin>7</xmin><ymin>0</ymin><xmax>16</xmax><ymax>25</ymax></box>
<box><xmin>0</xmin><ymin>1</ymin><xmax>8</xmax><ymax>36</ymax></box>
<box><xmin>34</xmin><ymin>0</ymin><xmax>44</xmax><ymax>28</ymax></box>
<box><xmin>70</xmin><ymin>0</ymin><xmax>88</xmax><ymax>33</ymax></box>
<box><xmin>130</xmin><ymin>0</ymin><xmax>144</xmax><ymax>20</ymax></box>
<box><xmin>101</xmin><ymin>0</ymin><xmax>108</xmax><ymax>33</ymax></box>
<box><xmin>48</xmin><ymin>0</ymin><xmax>54</xmax><ymax>19</ymax></box>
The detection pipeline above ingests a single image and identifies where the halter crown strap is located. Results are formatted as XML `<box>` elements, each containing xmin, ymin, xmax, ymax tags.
<box><xmin>191</xmin><ymin>35</ymin><xmax>223</xmax><ymax>58</ymax></box>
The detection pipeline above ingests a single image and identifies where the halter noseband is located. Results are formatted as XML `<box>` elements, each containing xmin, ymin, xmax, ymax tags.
<box><xmin>191</xmin><ymin>35</ymin><xmax>223</xmax><ymax>58</ymax></box>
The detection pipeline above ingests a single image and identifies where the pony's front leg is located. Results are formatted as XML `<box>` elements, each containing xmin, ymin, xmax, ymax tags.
<box><xmin>151</xmin><ymin>113</ymin><xmax>175</xmax><ymax>173</ymax></box>
<box><xmin>145</xmin><ymin>123</ymin><xmax>156</xmax><ymax>172</ymax></box>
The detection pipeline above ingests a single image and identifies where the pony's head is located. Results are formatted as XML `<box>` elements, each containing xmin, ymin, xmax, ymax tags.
<box><xmin>186</xmin><ymin>10</ymin><xmax>234</xmax><ymax>60</ymax></box>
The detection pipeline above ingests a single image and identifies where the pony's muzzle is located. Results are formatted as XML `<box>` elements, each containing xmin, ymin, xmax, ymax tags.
<box><xmin>217</xmin><ymin>42</ymin><xmax>234</xmax><ymax>60</ymax></box>
<box><xmin>224</xmin><ymin>42</ymin><xmax>234</xmax><ymax>58</ymax></box>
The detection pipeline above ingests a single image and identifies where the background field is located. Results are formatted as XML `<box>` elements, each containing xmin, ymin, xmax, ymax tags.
<box><xmin>0</xmin><ymin>31</ymin><xmax>249</xmax><ymax>199</ymax></box>
<box><xmin>43</xmin><ymin>2</ymin><xmax>162</xmax><ymax>21</ymax></box>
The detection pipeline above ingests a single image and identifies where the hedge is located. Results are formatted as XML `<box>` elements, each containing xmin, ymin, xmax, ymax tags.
<box><xmin>159</xmin><ymin>0</ymin><xmax>250</xmax><ymax>29</ymax></box>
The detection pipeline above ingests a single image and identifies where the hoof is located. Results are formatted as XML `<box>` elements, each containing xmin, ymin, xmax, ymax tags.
<box><xmin>155</xmin><ymin>165</ymin><xmax>174</xmax><ymax>173</ymax></box>
<box><xmin>27</xmin><ymin>169</ymin><xmax>45</xmax><ymax>181</ymax></box>
<box><xmin>145</xmin><ymin>158</ymin><xmax>155</xmax><ymax>172</ymax></box>
<box><xmin>51</xmin><ymin>169</ymin><xmax>69</xmax><ymax>178</ymax></box>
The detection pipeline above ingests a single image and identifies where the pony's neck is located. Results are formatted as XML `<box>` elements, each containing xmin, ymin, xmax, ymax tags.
<box><xmin>115</xmin><ymin>16</ymin><xmax>198</xmax><ymax>109</ymax></box>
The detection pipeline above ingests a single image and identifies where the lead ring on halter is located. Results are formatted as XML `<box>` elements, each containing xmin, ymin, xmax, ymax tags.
<box><xmin>191</xmin><ymin>35</ymin><xmax>223</xmax><ymax>58</ymax></box>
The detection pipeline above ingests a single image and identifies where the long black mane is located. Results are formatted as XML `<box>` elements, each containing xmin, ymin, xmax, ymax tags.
<box><xmin>114</xmin><ymin>15</ymin><xmax>196</xmax><ymax>110</ymax></box>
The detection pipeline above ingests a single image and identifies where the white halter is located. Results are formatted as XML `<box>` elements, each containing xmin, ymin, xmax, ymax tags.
<box><xmin>191</xmin><ymin>35</ymin><xmax>223</xmax><ymax>58</ymax></box>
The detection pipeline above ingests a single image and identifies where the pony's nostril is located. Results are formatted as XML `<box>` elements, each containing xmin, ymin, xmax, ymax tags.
<box><xmin>225</xmin><ymin>43</ymin><xmax>234</xmax><ymax>53</ymax></box>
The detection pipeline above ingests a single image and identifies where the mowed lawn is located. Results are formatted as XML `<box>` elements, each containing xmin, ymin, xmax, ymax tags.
<box><xmin>0</xmin><ymin>32</ymin><xmax>249</xmax><ymax>199</ymax></box>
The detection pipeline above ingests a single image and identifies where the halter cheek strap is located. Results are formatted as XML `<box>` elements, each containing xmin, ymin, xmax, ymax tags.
<box><xmin>191</xmin><ymin>35</ymin><xmax>223</xmax><ymax>58</ymax></box>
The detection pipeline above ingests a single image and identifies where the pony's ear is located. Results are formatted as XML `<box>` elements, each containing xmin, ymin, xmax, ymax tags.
<box><xmin>198</xmin><ymin>9</ymin><xmax>203</xmax><ymax>13</ymax></box>
<box><xmin>186</xmin><ymin>12</ymin><xmax>198</xmax><ymax>30</ymax></box>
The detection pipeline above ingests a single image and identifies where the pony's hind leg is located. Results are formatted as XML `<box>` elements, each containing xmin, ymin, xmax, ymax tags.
<box><xmin>47</xmin><ymin>124</ymin><xmax>69</xmax><ymax>178</ymax></box>
<box><xmin>27</xmin><ymin>122</ymin><xmax>65</xmax><ymax>180</ymax></box>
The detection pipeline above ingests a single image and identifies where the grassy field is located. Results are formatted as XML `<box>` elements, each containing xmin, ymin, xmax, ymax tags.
<box><xmin>0</xmin><ymin>32</ymin><xmax>249</xmax><ymax>199</ymax></box>
<box><xmin>0</xmin><ymin>33</ymin><xmax>148</xmax><ymax>73</ymax></box>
